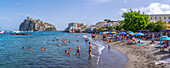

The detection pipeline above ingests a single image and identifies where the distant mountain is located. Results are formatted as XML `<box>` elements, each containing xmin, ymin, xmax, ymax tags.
<box><xmin>19</xmin><ymin>17</ymin><xmax>56</xmax><ymax>31</ymax></box>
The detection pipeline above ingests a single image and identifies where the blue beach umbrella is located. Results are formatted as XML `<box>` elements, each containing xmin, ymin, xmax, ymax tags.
<box><xmin>119</xmin><ymin>32</ymin><xmax>126</xmax><ymax>35</ymax></box>
<box><xmin>163</xmin><ymin>37</ymin><xmax>170</xmax><ymax>41</ymax></box>
<box><xmin>99</xmin><ymin>32</ymin><xmax>102</xmax><ymax>34</ymax></box>
<box><xmin>134</xmin><ymin>33</ymin><xmax>144</xmax><ymax>36</ymax></box>
<box><xmin>108</xmin><ymin>32</ymin><xmax>113</xmax><ymax>34</ymax></box>
<box><xmin>127</xmin><ymin>31</ymin><xmax>133</xmax><ymax>33</ymax></box>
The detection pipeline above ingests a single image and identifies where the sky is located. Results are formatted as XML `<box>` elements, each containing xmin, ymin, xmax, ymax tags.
<box><xmin>0</xmin><ymin>0</ymin><xmax>170</xmax><ymax>30</ymax></box>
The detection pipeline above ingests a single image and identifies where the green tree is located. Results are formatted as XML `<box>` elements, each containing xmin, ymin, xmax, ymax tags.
<box><xmin>106</xmin><ymin>26</ymin><xmax>114</xmax><ymax>30</ymax></box>
<box><xmin>104</xmin><ymin>19</ymin><xmax>113</xmax><ymax>23</ymax></box>
<box><xmin>122</xmin><ymin>9</ymin><xmax>150</xmax><ymax>31</ymax></box>
<box><xmin>97</xmin><ymin>27</ymin><xmax>103</xmax><ymax>30</ymax></box>
<box><xmin>146</xmin><ymin>19</ymin><xmax>166</xmax><ymax>32</ymax></box>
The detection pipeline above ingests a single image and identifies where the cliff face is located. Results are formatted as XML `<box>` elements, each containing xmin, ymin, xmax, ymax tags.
<box><xmin>19</xmin><ymin>17</ymin><xmax>56</xmax><ymax>31</ymax></box>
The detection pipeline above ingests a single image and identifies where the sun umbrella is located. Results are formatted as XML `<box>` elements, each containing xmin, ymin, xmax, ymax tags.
<box><xmin>127</xmin><ymin>31</ymin><xmax>133</xmax><ymax>33</ymax></box>
<box><xmin>119</xmin><ymin>32</ymin><xmax>126</xmax><ymax>35</ymax></box>
<box><xmin>134</xmin><ymin>33</ymin><xmax>144</xmax><ymax>36</ymax></box>
<box><xmin>163</xmin><ymin>37</ymin><xmax>170</xmax><ymax>41</ymax></box>
<box><xmin>108</xmin><ymin>32</ymin><xmax>113</xmax><ymax>34</ymax></box>
<box><xmin>99</xmin><ymin>32</ymin><xmax>102</xmax><ymax>34</ymax></box>
<box><xmin>129</xmin><ymin>33</ymin><xmax>134</xmax><ymax>35</ymax></box>
<box><xmin>112</xmin><ymin>31</ymin><xmax>116</xmax><ymax>33</ymax></box>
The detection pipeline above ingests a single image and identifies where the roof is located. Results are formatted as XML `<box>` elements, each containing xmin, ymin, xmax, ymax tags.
<box><xmin>96</xmin><ymin>22</ymin><xmax>106</xmax><ymax>25</ymax></box>
<box><xmin>149</xmin><ymin>14</ymin><xmax>170</xmax><ymax>16</ymax></box>
<box><xmin>90</xmin><ymin>25</ymin><xmax>96</xmax><ymax>27</ymax></box>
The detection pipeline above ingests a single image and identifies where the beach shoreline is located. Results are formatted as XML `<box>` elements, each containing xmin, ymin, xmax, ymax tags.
<box><xmin>95</xmin><ymin>35</ymin><xmax>170</xmax><ymax>68</ymax></box>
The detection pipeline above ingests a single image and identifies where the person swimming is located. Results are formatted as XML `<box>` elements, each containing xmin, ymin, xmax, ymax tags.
<box><xmin>64</xmin><ymin>40</ymin><xmax>66</xmax><ymax>43</ymax></box>
<box><xmin>52</xmin><ymin>39</ymin><xmax>55</xmax><ymax>41</ymax></box>
<box><xmin>69</xmin><ymin>41</ymin><xmax>70</xmax><ymax>43</ymax></box>
<box><xmin>44</xmin><ymin>48</ymin><xmax>46</xmax><ymax>50</ymax></box>
<box><xmin>57</xmin><ymin>43</ymin><xmax>60</xmax><ymax>46</ymax></box>
<box><xmin>28</xmin><ymin>47</ymin><xmax>30</xmax><ymax>50</ymax></box>
<box><xmin>77</xmin><ymin>40</ymin><xmax>79</xmax><ymax>42</ymax></box>
<box><xmin>41</xmin><ymin>47</ymin><xmax>44</xmax><ymax>50</ymax></box>
<box><xmin>89</xmin><ymin>42</ymin><xmax>92</xmax><ymax>56</ymax></box>
<box><xmin>67</xmin><ymin>52</ymin><xmax>70</xmax><ymax>56</ymax></box>
<box><xmin>56</xmin><ymin>39</ymin><xmax>59</xmax><ymax>41</ymax></box>
<box><xmin>85</xmin><ymin>38</ymin><xmax>89</xmax><ymax>41</ymax></box>
<box><xmin>65</xmin><ymin>49</ymin><xmax>67</xmax><ymax>53</ymax></box>
<box><xmin>69</xmin><ymin>48</ymin><xmax>71</xmax><ymax>51</ymax></box>
<box><xmin>22</xmin><ymin>47</ymin><xmax>25</xmax><ymax>50</ymax></box>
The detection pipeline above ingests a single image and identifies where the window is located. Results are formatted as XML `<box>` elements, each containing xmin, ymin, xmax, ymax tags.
<box><xmin>164</xmin><ymin>17</ymin><xmax>166</xmax><ymax>19</ymax></box>
<box><xmin>155</xmin><ymin>17</ymin><xmax>157</xmax><ymax>19</ymax></box>
<box><xmin>151</xmin><ymin>17</ymin><xmax>152</xmax><ymax>20</ymax></box>
<box><xmin>169</xmin><ymin>21</ymin><xmax>170</xmax><ymax>23</ymax></box>
<box><xmin>169</xmin><ymin>17</ymin><xmax>170</xmax><ymax>19</ymax></box>
<box><xmin>159</xmin><ymin>17</ymin><xmax>161</xmax><ymax>19</ymax></box>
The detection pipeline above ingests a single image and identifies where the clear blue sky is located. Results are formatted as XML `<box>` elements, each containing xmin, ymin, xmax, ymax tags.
<box><xmin>0</xmin><ymin>0</ymin><xmax>169</xmax><ymax>30</ymax></box>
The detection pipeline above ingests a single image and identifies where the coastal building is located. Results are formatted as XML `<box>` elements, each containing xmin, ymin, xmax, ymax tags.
<box><xmin>65</xmin><ymin>22</ymin><xmax>87</xmax><ymax>32</ymax></box>
<box><xmin>149</xmin><ymin>14</ymin><xmax>170</xmax><ymax>29</ymax></box>
<box><xmin>103</xmin><ymin>22</ymin><xmax>119</xmax><ymax>27</ymax></box>
<box><xmin>96</xmin><ymin>22</ymin><xmax>106</xmax><ymax>28</ymax></box>
<box><xmin>87</xmin><ymin>25</ymin><xmax>97</xmax><ymax>32</ymax></box>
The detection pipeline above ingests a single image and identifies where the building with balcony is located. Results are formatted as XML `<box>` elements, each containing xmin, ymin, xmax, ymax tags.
<box><xmin>65</xmin><ymin>22</ymin><xmax>87</xmax><ymax>32</ymax></box>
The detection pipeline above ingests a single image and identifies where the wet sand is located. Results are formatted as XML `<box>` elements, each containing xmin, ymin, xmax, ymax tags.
<box><xmin>95</xmin><ymin>35</ymin><xmax>170</xmax><ymax>68</ymax></box>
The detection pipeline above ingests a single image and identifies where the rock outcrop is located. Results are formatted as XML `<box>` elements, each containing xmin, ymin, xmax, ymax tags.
<box><xmin>19</xmin><ymin>17</ymin><xmax>56</xmax><ymax>31</ymax></box>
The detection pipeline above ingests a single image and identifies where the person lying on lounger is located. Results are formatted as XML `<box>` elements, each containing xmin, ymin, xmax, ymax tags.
<box><xmin>160</xmin><ymin>41</ymin><xmax>169</xmax><ymax>51</ymax></box>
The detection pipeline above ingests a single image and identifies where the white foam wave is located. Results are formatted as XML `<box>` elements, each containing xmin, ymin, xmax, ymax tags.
<box><xmin>82</xmin><ymin>35</ymin><xmax>105</xmax><ymax>65</ymax></box>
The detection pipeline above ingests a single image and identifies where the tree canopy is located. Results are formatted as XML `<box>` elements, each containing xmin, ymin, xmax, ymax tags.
<box><xmin>122</xmin><ymin>9</ymin><xmax>150</xmax><ymax>31</ymax></box>
<box><xmin>145</xmin><ymin>19</ymin><xmax>166</xmax><ymax>32</ymax></box>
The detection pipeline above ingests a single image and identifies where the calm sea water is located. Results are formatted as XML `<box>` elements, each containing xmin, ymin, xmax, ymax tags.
<box><xmin>0</xmin><ymin>32</ymin><xmax>127</xmax><ymax>68</ymax></box>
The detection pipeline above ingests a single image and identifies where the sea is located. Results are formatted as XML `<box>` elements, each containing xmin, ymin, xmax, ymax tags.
<box><xmin>0</xmin><ymin>32</ymin><xmax>127</xmax><ymax>68</ymax></box>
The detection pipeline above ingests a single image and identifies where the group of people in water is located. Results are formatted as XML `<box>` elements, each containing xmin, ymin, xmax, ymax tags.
<box><xmin>53</xmin><ymin>35</ymin><xmax>93</xmax><ymax>56</ymax></box>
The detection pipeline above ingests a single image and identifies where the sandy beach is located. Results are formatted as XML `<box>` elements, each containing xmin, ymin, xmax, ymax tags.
<box><xmin>95</xmin><ymin>35</ymin><xmax>170</xmax><ymax>68</ymax></box>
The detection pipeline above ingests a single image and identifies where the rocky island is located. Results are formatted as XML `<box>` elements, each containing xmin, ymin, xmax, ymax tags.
<box><xmin>19</xmin><ymin>17</ymin><xmax>56</xmax><ymax>31</ymax></box>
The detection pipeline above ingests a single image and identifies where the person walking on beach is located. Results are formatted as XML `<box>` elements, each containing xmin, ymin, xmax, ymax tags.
<box><xmin>150</xmin><ymin>33</ymin><xmax>155</xmax><ymax>44</ymax></box>
<box><xmin>89</xmin><ymin>42</ymin><xmax>92</xmax><ymax>56</ymax></box>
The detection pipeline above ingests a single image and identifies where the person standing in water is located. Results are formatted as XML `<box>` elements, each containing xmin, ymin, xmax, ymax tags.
<box><xmin>89</xmin><ymin>42</ymin><xmax>92</xmax><ymax>56</ymax></box>
<box><xmin>76</xmin><ymin>46</ymin><xmax>80</xmax><ymax>55</ymax></box>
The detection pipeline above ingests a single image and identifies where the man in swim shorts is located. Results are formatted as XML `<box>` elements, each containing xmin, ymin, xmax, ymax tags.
<box><xmin>89</xmin><ymin>42</ymin><xmax>92</xmax><ymax>56</ymax></box>
<box><xmin>76</xmin><ymin>46</ymin><xmax>80</xmax><ymax>55</ymax></box>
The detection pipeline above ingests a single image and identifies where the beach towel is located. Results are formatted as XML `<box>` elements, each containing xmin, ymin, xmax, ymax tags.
<box><xmin>135</xmin><ymin>43</ymin><xmax>144</xmax><ymax>45</ymax></box>
<box><xmin>147</xmin><ymin>44</ymin><xmax>157</xmax><ymax>46</ymax></box>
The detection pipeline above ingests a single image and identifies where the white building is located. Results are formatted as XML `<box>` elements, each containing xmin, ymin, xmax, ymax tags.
<box><xmin>149</xmin><ymin>14</ymin><xmax>170</xmax><ymax>23</ymax></box>
<box><xmin>149</xmin><ymin>14</ymin><xmax>170</xmax><ymax>29</ymax></box>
